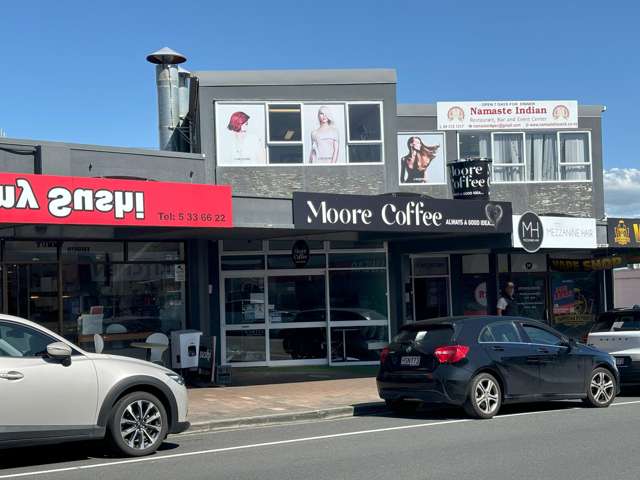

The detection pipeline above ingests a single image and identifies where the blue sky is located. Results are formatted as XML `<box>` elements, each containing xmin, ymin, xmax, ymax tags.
<box><xmin>1</xmin><ymin>0</ymin><xmax>638</xmax><ymax>174</ymax></box>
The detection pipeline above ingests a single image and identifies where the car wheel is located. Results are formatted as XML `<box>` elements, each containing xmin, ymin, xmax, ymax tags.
<box><xmin>583</xmin><ymin>368</ymin><xmax>616</xmax><ymax>408</ymax></box>
<box><xmin>107</xmin><ymin>391</ymin><xmax>168</xmax><ymax>457</ymax></box>
<box><xmin>464</xmin><ymin>373</ymin><xmax>502</xmax><ymax>419</ymax></box>
<box><xmin>385</xmin><ymin>398</ymin><xmax>419</xmax><ymax>415</ymax></box>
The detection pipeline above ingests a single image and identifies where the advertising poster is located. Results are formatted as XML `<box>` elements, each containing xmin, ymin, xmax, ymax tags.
<box><xmin>551</xmin><ymin>273</ymin><xmax>597</xmax><ymax>336</ymax></box>
<box><xmin>303</xmin><ymin>104</ymin><xmax>346</xmax><ymax>164</ymax></box>
<box><xmin>398</xmin><ymin>133</ymin><xmax>446</xmax><ymax>185</ymax></box>
<box><xmin>215</xmin><ymin>103</ymin><xmax>267</xmax><ymax>166</ymax></box>
<box><xmin>461</xmin><ymin>275</ymin><xmax>488</xmax><ymax>316</ymax></box>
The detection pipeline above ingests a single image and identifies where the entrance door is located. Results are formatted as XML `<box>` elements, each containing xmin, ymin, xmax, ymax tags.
<box><xmin>412</xmin><ymin>256</ymin><xmax>451</xmax><ymax>321</ymax></box>
<box><xmin>5</xmin><ymin>264</ymin><xmax>60</xmax><ymax>333</ymax></box>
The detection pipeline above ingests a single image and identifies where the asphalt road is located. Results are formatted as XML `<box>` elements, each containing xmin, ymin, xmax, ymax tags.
<box><xmin>2</xmin><ymin>392</ymin><xmax>640</xmax><ymax>480</ymax></box>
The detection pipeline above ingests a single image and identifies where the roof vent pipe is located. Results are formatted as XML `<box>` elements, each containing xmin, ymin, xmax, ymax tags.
<box><xmin>146</xmin><ymin>47</ymin><xmax>187</xmax><ymax>150</ymax></box>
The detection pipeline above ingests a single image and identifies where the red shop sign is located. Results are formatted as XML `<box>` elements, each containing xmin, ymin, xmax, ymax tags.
<box><xmin>0</xmin><ymin>173</ymin><xmax>233</xmax><ymax>228</ymax></box>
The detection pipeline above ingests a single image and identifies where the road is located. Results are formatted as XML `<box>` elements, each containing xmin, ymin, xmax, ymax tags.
<box><xmin>1</xmin><ymin>393</ymin><xmax>639</xmax><ymax>480</ymax></box>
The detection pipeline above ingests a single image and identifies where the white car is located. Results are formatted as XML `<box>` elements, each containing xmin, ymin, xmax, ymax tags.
<box><xmin>587</xmin><ymin>308</ymin><xmax>640</xmax><ymax>386</ymax></box>
<box><xmin>0</xmin><ymin>314</ymin><xmax>189</xmax><ymax>456</ymax></box>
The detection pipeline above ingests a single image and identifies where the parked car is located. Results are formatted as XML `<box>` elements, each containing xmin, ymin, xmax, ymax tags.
<box><xmin>378</xmin><ymin>316</ymin><xmax>619</xmax><ymax>419</ymax></box>
<box><xmin>587</xmin><ymin>307</ymin><xmax>640</xmax><ymax>386</ymax></box>
<box><xmin>0</xmin><ymin>314</ymin><xmax>189</xmax><ymax>456</ymax></box>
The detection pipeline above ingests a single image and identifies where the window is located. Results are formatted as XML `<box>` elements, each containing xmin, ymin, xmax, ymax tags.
<box><xmin>128</xmin><ymin>242</ymin><xmax>183</xmax><ymax>262</ymax></box>
<box><xmin>559</xmin><ymin>132</ymin><xmax>590</xmax><ymax>180</ymax></box>
<box><xmin>479</xmin><ymin>322</ymin><xmax>521</xmax><ymax>343</ymax></box>
<box><xmin>492</xmin><ymin>133</ymin><xmax>525</xmax><ymax>182</ymax></box>
<box><xmin>0</xmin><ymin>322</ymin><xmax>55</xmax><ymax>357</ymax></box>
<box><xmin>522</xmin><ymin>325</ymin><xmax>563</xmax><ymax>346</ymax></box>
<box><xmin>526</xmin><ymin>132</ymin><xmax>557</xmax><ymax>181</ymax></box>
<box><xmin>268</xmin><ymin>276</ymin><xmax>326</xmax><ymax>324</ymax></box>
<box><xmin>224</xmin><ymin>277</ymin><xmax>265</xmax><ymax>325</ymax></box>
<box><xmin>267</xmin><ymin>104</ymin><xmax>303</xmax><ymax>164</ymax></box>
<box><xmin>329</xmin><ymin>270</ymin><xmax>388</xmax><ymax>321</ymax></box>
<box><xmin>458</xmin><ymin>133</ymin><xmax>491</xmax><ymax>159</ymax></box>
<box><xmin>347</xmin><ymin>104</ymin><xmax>383</xmax><ymax>163</ymax></box>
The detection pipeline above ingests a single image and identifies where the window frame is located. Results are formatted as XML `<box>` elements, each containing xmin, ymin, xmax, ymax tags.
<box><xmin>215</xmin><ymin>100</ymin><xmax>384</xmax><ymax>167</ymax></box>
<box><xmin>456</xmin><ymin>130</ymin><xmax>593</xmax><ymax>184</ymax></box>
<box><xmin>491</xmin><ymin>131</ymin><xmax>526</xmax><ymax>183</ymax></box>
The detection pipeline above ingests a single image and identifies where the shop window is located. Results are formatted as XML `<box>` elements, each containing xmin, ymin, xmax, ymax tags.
<box><xmin>551</xmin><ymin>272</ymin><xmax>598</xmax><ymax>338</ymax></box>
<box><xmin>224</xmin><ymin>277</ymin><xmax>265</xmax><ymax>325</ymax></box>
<box><xmin>127</xmin><ymin>242</ymin><xmax>184</xmax><ymax>262</ymax></box>
<box><xmin>223</xmin><ymin>239</ymin><xmax>264</xmax><ymax>252</ymax></box>
<box><xmin>269</xmin><ymin>328</ymin><xmax>327</xmax><ymax>361</ymax></box>
<box><xmin>61</xmin><ymin>242</ymin><xmax>124</xmax><ymax>263</ymax></box>
<box><xmin>330</xmin><ymin>325</ymin><xmax>388</xmax><ymax>362</ymax></box>
<box><xmin>462</xmin><ymin>254</ymin><xmax>489</xmax><ymax>274</ymax></box>
<box><xmin>267</xmin><ymin>254</ymin><xmax>326</xmax><ymax>270</ymax></box>
<box><xmin>328</xmin><ymin>252</ymin><xmax>386</xmax><ymax>269</ymax></box>
<box><xmin>268</xmin><ymin>275</ymin><xmax>326</xmax><ymax>324</ymax></box>
<box><xmin>559</xmin><ymin>132</ymin><xmax>591</xmax><ymax>180</ymax></box>
<box><xmin>413</xmin><ymin>257</ymin><xmax>449</xmax><ymax>276</ymax></box>
<box><xmin>510</xmin><ymin>254</ymin><xmax>547</xmax><ymax>273</ymax></box>
<box><xmin>4</xmin><ymin>241</ymin><xmax>58</xmax><ymax>263</ymax></box>
<box><xmin>458</xmin><ymin>133</ymin><xmax>491</xmax><ymax>159</ymax></box>
<box><xmin>329</xmin><ymin>270</ymin><xmax>388</xmax><ymax>320</ymax></box>
<box><xmin>492</xmin><ymin>133</ymin><xmax>525</xmax><ymax>182</ymax></box>
<box><xmin>268</xmin><ymin>104</ymin><xmax>303</xmax><ymax>164</ymax></box>
<box><xmin>329</xmin><ymin>240</ymin><xmax>384</xmax><ymax>250</ymax></box>
<box><xmin>268</xmin><ymin>239</ymin><xmax>325</xmax><ymax>251</ymax></box>
<box><xmin>461</xmin><ymin>275</ymin><xmax>488</xmax><ymax>316</ymax></box>
<box><xmin>347</xmin><ymin>104</ymin><xmax>383</xmax><ymax>163</ymax></box>
<box><xmin>498</xmin><ymin>273</ymin><xmax>546</xmax><ymax>321</ymax></box>
<box><xmin>221</xmin><ymin>255</ymin><xmax>265</xmax><ymax>271</ymax></box>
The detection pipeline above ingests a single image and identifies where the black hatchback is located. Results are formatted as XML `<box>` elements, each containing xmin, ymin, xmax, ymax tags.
<box><xmin>377</xmin><ymin>316</ymin><xmax>620</xmax><ymax>419</ymax></box>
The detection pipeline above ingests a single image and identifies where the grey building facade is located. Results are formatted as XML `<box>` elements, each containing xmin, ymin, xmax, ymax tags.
<box><xmin>0</xmin><ymin>66</ymin><xmax>612</xmax><ymax>369</ymax></box>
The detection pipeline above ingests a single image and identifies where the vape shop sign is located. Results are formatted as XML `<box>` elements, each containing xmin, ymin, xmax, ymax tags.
<box><xmin>293</xmin><ymin>192</ymin><xmax>512</xmax><ymax>234</ymax></box>
<box><xmin>0</xmin><ymin>172</ymin><xmax>233</xmax><ymax>228</ymax></box>
<box><xmin>513</xmin><ymin>214</ymin><xmax>597</xmax><ymax>252</ymax></box>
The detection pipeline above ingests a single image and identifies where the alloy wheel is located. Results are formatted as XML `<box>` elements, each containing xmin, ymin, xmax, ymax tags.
<box><xmin>475</xmin><ymin>378</ymin><xmax>499</xmax><ymax>415</ymax></box>
<box><xmin>590</xmin><ymin>371</ymin><xmax>614</xmax><ymax>405</ymax></box>
<box><xmin>119</xmin><ymin>399</ymin><xmax>163</xmax><ymax>450</ymax></box>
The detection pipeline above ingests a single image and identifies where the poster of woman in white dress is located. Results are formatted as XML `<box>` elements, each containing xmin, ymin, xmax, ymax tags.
<box><xmin>397</xmin><ymin>132</ymin><xmax>446</xmax><ymax>185</ymax></box>
<box><xmin>215</xmin><ymin>104</ymin><xmax>267</xmax><ymax>165</ymax></box>
<box><xmin>303</xmin><ymin>104</ymin><xmax>346</xmax><ymax>164</ymax></box>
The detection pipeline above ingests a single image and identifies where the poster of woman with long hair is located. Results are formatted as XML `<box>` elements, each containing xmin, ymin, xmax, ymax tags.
<box><xmin>215</xmin><ymin>104</ymin><xmax>267</xmax><ymax>165</ymax></box>
<box><xmin>398</xmin><ymin>133</ymin><xmax>446</xmax><ymax>185</ymax></box>
<box><xmin>303</xmin><ymin>104</ymin><xmax>346</xmax><ymax>164</ymax></box>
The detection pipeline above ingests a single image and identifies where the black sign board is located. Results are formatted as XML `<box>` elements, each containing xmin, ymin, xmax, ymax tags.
<box><xmin>291</xmin><ymin>240</ymin><xmax>310</xmax><ymax>267</ymax></box>
<box><xmin>517</xmin><ymin>211</ymin><xmax>544</xmax><ymax>253</ymax></box>
<box><xmin>448</xmin><ymin>158</ymin><xmax>492</xmax><ymax>200</ymax></box>
<box><xmin>607</xmin><ymin>218</ymin><xmax>640</xmax><ymax>248</ymax></box>
<box><xmin>292</xmin><ymin>192</ymin><xmax>512</xmax><ymax>234</ymax></box>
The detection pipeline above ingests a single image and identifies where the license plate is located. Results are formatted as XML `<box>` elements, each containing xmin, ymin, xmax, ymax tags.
<box><xmin>401</xmin><ymin>356</ymin><xmax>420</xmax><ymax>367</ymax></box>
<box><xmin>616</xmin><ymin>357</ymin><xmax>625</xmax><ymax>366</ymax></box>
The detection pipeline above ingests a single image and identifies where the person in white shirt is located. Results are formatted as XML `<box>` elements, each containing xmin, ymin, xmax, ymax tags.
<box><xmin>497</xmin><ymin>282</ymin><xmax>519</xmax><ymax>316</ymax></box>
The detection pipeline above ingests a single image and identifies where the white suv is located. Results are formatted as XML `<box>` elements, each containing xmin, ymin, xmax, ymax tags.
<box><xmin>0</xmin><ymin>314</ymin><xmax>189</xmax><ymax>456</ymax></box>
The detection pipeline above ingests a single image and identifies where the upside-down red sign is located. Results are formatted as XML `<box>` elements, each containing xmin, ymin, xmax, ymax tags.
<box><xmin>0</xmin><ymin>173</ymin><xmax>232</xmax><ymax>228</ymax></box>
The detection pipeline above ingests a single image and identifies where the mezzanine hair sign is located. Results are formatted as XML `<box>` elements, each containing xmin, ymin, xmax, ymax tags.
<box><xmin>293</xmin><ymin>192</ymin><xmax>512</xmax><ymax>234</ymax></box>
<box><xmin>0</xmin><ymin>173</ymin><xmax>233</xmax><ymax>228</ymax></box>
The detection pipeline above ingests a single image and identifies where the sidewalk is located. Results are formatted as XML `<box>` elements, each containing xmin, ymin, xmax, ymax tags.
<box><xmin>186</xmin><ymin>376</ymin><xmax>384</xmax><ymax>432</ymax></box>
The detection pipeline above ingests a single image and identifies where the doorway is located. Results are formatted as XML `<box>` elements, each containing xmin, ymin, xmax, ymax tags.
<box><xmin>412</xmin><ymin>256</ymin><xmax>451</xmax><ymax>321</ymax></box>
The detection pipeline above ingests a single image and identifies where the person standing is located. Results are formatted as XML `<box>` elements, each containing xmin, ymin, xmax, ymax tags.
<box><xmin>497</xmin><ymin>282</ymin><xmax>520</xmax><ymax>316</ymax></box>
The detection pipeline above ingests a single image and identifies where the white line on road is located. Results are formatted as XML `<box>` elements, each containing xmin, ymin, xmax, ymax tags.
<box><xmin>2</xmin><ymin>400</ymin><xmax>639</xmax><ymax>479</ymax></box>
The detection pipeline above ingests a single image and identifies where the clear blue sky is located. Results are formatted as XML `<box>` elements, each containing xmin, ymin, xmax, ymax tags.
<box><xmin>1</xmin><ymin>0</ymin><xmax>638</xmax><ymax>170</ymax></box>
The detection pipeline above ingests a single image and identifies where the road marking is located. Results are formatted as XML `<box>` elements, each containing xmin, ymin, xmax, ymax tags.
<box><xmin>2</xmin><ymin>400</ymin><xmax>639</xmax><ymax>479</ymax></box>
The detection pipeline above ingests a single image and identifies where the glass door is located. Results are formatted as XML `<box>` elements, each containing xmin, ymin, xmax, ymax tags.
<box><xmin>222</xmin><ymin>274</ymin><xmax>268</xmax><ymax>365</ymax></box>
<box><xmin>412</xmin><ymin>256</ymin><xmax>451</xmax><ymax>321</ymax></box>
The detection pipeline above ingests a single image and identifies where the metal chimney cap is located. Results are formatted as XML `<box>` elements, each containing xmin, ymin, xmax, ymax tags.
<box><xmin>177</xmin><ymin>66</ymin><xmax>191</xmax><ymax>75</ymax></box>
<box><xmin>146</xmin><ymin>47</ymin><xmax>187</xmax><ymax>65</ymax></box>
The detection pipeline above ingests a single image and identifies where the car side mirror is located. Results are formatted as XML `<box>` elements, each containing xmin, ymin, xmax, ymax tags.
<box><xmin>47</xmin><ymin>342</ymin><xmax>72</xmax><ymax>362</ymax></box>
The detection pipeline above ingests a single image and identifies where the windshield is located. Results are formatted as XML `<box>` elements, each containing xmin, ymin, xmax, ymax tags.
<box><xmin>591</xmin><ymin>313</ymin><xmax>640</xmax><ymax>332</ymax></box>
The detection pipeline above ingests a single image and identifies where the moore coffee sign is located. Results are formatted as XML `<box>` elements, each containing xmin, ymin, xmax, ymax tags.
<box><xmin>293</xmin><ymin>192</ymin><xmax>512</xmax><ymax>234</ymax></box>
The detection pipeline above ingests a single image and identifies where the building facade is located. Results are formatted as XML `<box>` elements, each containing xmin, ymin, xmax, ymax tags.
<box><xmin>0</xmin><ymin>65</ymin><xmax>616</xmax><ymax>369</ymax></box>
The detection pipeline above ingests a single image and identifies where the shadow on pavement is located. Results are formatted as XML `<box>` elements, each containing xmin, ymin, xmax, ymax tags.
<box><xmin>0</xmin><ymin>440</ymin><xmax>180</xmax><ymax>471</ymax></box>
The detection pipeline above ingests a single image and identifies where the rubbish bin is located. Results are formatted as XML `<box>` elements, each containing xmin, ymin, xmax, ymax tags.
<box><xmin>170</xmin><ymin>329</ymin><xmax>203</xmax><ymax>369</ymax></box>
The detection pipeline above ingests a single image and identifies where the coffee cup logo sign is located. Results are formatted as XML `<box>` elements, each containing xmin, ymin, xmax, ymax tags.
<box><xmin>291</xmin><ymin>240</ymin><xmax>310</xmax><ymax>268</ymax></box>
<box><xmin>517</xmin><ymin>212</ymin><xmax>544</xmax><ymax>253</ymax></box>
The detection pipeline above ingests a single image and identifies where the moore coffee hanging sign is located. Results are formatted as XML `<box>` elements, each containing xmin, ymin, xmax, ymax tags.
<box><xmin>293</xmin><ymin>192</ymin><xmax>512</xmax><ymax>234</ymax></box>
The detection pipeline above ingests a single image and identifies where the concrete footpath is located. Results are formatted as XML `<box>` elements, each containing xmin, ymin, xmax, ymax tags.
<box><xmin>185</xmin><ymin>376</ymin><xmax>384</xmax><ymax>432</ymax></box>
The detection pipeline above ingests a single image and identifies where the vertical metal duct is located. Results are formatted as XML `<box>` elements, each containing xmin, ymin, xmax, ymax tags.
<box><xmin>178</xmin><ymin>67</ymin><xmax>191</xmax><ymax>120</ymax></box>
<box><xmin>146</xmin><ymin>47</ymin><xmax>187</xmax><ymax>151</ymax></box>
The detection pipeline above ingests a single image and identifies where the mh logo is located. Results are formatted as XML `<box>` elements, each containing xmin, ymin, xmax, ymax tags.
<box><xmin>518</xmin><ymin>212</ymin><xmax>543</xmax><ymax>253</ymax></box>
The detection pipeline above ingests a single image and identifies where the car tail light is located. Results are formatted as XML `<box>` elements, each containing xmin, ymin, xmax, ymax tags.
<box><xmin>434</xmin><ymin>345</ymin><xmax>470</xmax><ymax>364</ymax></box>
<box><xmin>380</xmin><ymin>346</ymin><xmax>390</xmax><ymax>364</ymax></box>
